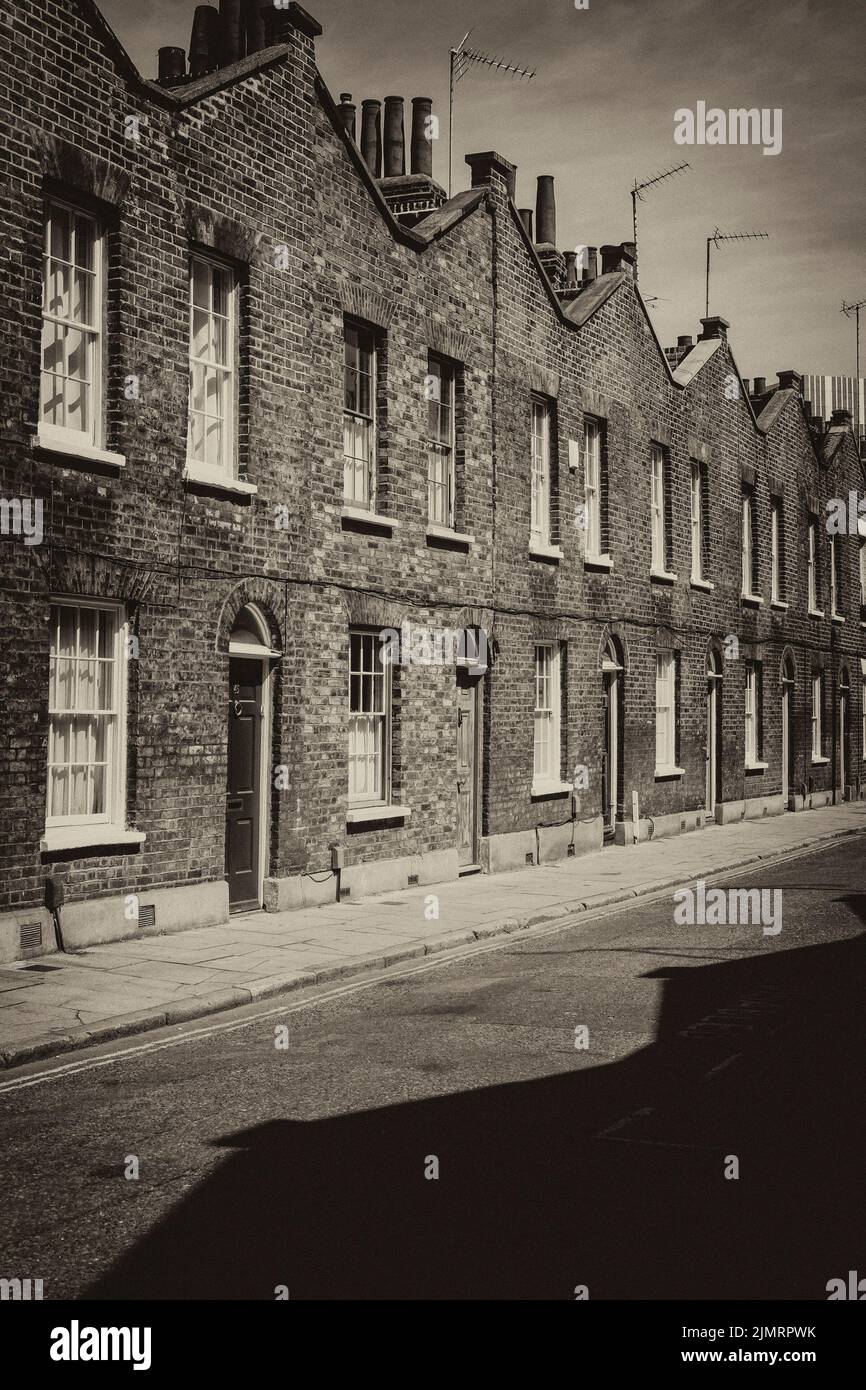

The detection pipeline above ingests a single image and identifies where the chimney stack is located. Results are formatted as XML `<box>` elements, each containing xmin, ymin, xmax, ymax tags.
<box><xmin>410</xmin><ymin>98</ymin><xmax>433</xmax><ymax>177</ymax></box>
<box><xmin>219</xmin><ymin>0</ymin><xmax>242</xmax><ymax>66</ymax></box>
<box><xmin>243</xmin><ymin>0</ymin><xmax>266</xmax><ymax>56</ymax></box>
<box><xmin>383</xmin><ymin>95</ymin><xmax>406</xmax><ymax>178</ymax></box>
<box><xmin>190</xmin><ymin>5</ymin><xmax>220</xmax><ymax>77</ymax></box>
<box><xmin>361</xmin><ymin>99</ymin><xmax>382</xmax><ymax>177</ymax></box>
<box><xmin>158</xmin><ymin>46</ymin><xmax>186</xmax><ymax>85</ymax></box>
<box><xmin>518</xmin><ymin>208</ymin><xmax>534</xmax><ymax>240</ymax></box>
<box><xmin>337</xmin><ymin>93</ymin><xmax>356</xmax><ymax>141</ymax></box>
<box><xmin>535</xmin><ymin>175</ymin><xmax>556</xmax><ymax>247</ymax></box>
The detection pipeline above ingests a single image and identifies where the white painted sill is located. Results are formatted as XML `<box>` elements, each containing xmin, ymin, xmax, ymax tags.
<box><xmin>831</xmin><ymin>614</ymin><xmax>845</xmax><ymax>625</ymax></box>
<box><xmin>342</xmin><ymin>506</ymin><xmax>398</xmax><ymax>533</ymax></box>
<box><xmin>531</xmin><ymin>780</ymin><xmax>573</xmax><ymax>799</ymax></box>
<box><xmin>346</xmin><ymin>804</ymin><xmax>411</xmax><ymax>825</ymax></box>
<box><xmin>741</xmin><ymin>593</ymin><xmax>764</xmax><ymax>607</ymax></box>
<box><xmin>34</xmin><ymin>428</ymin><xmax>126</xmax><ymax>471</ymax></box>
<box><xmin>650</xmin><ymin>567</ymin><xmax>677</xmax><ymax>584</ymax></box>
<box><xmin>183</xmin><ymin>462</ymin><xmax>258</xmax><ymax>495</ymax></box>
<box><xmin>808</xmin><ymin>608</ymin><xmax>825</xmax><ymax>619</ymax></box>
<box><xmin>426</xmin><ymin>523</ymin><xmax>474</xmax><ymax>546</ymax></box>
<box><xmin>41</xmin><ymin>827</ymin><xmax>147</xmax><ymax>852</ymax></box>
<box><xmin>584</xmin><ymin>553</ymin><xmax>613</xmax><ymax>571</ymax></box>
<box><xmin>770</xmin><ymin>599</ymin><xmax>789</xmax><ymax>611</ymax></box>
<box><xmin>811</xmin><ymin>756</ymin><xmax>830</xmax><ymax>767</ymax></box>
<box><xmin>690</xmin><ymin>576</ymin><xmax>715</xmax><ymax>591</ymax></box>
<box><xmin>654</xmin><ymin>765</ymin><xmax>685</xmax><ymax>779</ymax></box>
<box><xmin>529</xmin><ymin>539</ymin><xmax>563</xmax><ymax>561</ymax></box>
<box><xmin>745</xmin><ymin>760</ymin><xmax>769</xmax><ymax>772</ymax></box>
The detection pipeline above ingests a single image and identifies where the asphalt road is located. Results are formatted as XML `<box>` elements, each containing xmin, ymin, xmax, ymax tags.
<box><xmin>2</xmin><ymin>836</ymin><xmax>865</xmax><ymax>1301</ymax></box>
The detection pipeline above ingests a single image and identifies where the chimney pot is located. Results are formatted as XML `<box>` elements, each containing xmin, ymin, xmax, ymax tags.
<box><xmin>383</xmin><ymin>95</ymin><xmax>406</xmax><ymax>178</ymax></box>
<box><xmin>158</xmin><ymin>46</ymin><xmax>186</xmax><ymax>85</ymax></box>
<box><xmin>243</xmin><ymin>0</ymin><xmax>266</xmax><ymax>55</ymax></box>
<box><xmin>581</xmin><ymin>246</ymin><xmax>598</xmax><ymax>283</ymax></box>
<box><xmin>518</xmin><ymin>208</ymin><xmax>534</xmax><ymax>240</ymax></box>
<box><xmin>337</xmin><ymin>93</ymin><xmax>357</xmax><ymax>141</ymax></box>
<box><xmin>410</xmin><ymin>98</ymin><xmax>433</xmax><ymax>178</ymax></box>
<box><xmin>830</xmin><ymin>406</ymin><xmax>852</xmax><ymax>425</ymax></box>
<box><xmin>752</xmin><ymin>376</ymin><xmax>767</xmax><ymax>396</ymax></box>
<box><xmin>564</xmin><ymin>250</ymin><xmax>578</xmax><ymax>287</ymax></box>
<box><xmin>219</xmin><ymin>0</ymin><xmax>242</xmax><ymax>66</ymax></box>
<box><xmin>677</xmin><ymin>335</ymin><xmax>693</xmax><ymax>349</ymax></box>
<box><xmin>535</xmin><ymin>174</ymin><xmax>556</xmax><ymax>246</ymax></box>
<box><xmin>361</xmin><ymin>99</ymin><xmax>382</xmax><ymax>177</ymax></box>
<box><xmin>190</xmin><ymin>6</ymin><xmax>220</xmax><ymax>77</ymax></box>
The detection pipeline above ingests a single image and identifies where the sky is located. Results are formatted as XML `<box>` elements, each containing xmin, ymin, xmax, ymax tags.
<box><xmin>99</xmin><ymin>0</ymin><xmax>866</xmax><ymax>381</ymax></box>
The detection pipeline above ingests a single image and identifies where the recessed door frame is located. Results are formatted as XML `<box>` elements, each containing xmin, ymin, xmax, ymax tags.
<box><xmin>456</xmin><ymin>664</ymin><xmax>483</xmax><ymax>867</ymax></box>
<box><xmin>227</xmin><ymin>605</ymin><xmax>280</xmax><ymax>912</ymax></box>
<box><xmin>706</xmin><ymin>649</ymin><xmax>723</xmax><ymax>819</ymax></box>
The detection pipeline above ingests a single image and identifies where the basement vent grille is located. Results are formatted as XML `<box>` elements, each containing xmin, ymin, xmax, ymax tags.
<box><xmin>19</xmin><ymin>921</ymin><xmax>42</xmax><ymax>950</ymax></box>
<box><xmin>525</xmin><ymin>852</ymin><xmax>534</xmax><ymax>865</ymax></box>
<box><xmin>138</xmin><ymin>904</ymin><xmax>156</xmax><ymax>929</ymax></box>
<box><xmin>407</xmin><ymin>874</ymin><xmax>419</xmax><ymax>887</ymax></box>
<box><xmin>340</xmin><ymin>886</ymin><xmax>351</xmax><ymax>899</ymax></box>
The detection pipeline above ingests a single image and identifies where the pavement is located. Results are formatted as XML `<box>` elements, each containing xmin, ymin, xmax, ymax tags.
<box><xmin>1</xmin><ymin>801</ymin><xmax>865</xmax><ymax>1069</ymax></box>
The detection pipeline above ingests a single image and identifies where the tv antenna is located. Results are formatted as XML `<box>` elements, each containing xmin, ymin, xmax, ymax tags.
<box><xmin>841</xmin><ymin>297</ymin><xmax>866</xmax><ymax>439</ymax></box>
<box><xmin>449</xmin><ymin>30</ymin><xmax>535</xmax><ymax>196</ymax></box>
<box><xmin>630</xmin><ymin>163</ymin><xmax>690</xmax><ymax>283</ymax></box>
<box><xmin>705</xmin><ymin>228</ymin><xmax>769</xmax><ymax>318</ymax></box>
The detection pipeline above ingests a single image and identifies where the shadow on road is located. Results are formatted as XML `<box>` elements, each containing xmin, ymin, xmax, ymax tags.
<box><xmin>86</xmin><ymin>928</ymin><xmax>866</xmax><ymax>1300</ymax></box>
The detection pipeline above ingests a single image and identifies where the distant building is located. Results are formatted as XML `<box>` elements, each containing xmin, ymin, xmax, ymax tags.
<box><xmin>803</xmin><ymin>375</ymin><xmax>865</xmax><ymax>440</ymax></box>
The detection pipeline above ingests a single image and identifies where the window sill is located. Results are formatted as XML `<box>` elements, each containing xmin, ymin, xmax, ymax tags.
<box><xmin>529</xmin><ymin>539</ymin><xmax>563</xmax><ymax>562</ymax></box>
<box><xmin>426</xmin><ymin>523</ymin><xmax>474</xmax><ymax>549</ymax></box>
<box><xmin>690</xmin><ymin>576</ymin><xmax>715</xmax><ymax>592</ymax></box>
<box><xmin>341</xmin><ymin>506</ymin><xmax>398</xmax><ymax>535</ymax></box>
<box><xmin>770</xmin><ymin>599</ymin><xmax>789</xmax><ymax>611</ymax></box>
<box><xmin>831</xmin><ymin>614</ymin><xmax>845</xmax><ymax>625</ymax></box>
<box><xmin>584</xmin><ymin>553</ymin><xmax>613</xmax><ymax>571</ymax></box>
<box><xmin>41</xmin><ymin>827</ymin><xmax>147</xmax><ymax>853</ymax></box>
<box><xmin>808</xmin><ymin>608</ymin><xmax>825</xmax><ymax>619</ymax></box>
<box><xmin>811</xmin><ymin>756</ymin><xmax>829</xmax><ymax>766</ymax></box>
<box><xmin>741</xmin><ymin>593</ymin><xmax>764</xmax><ymax>607</ymax></box>
<box><xmin>346</xmin><ymin>804</ymin><xmax>410</xmax><ymax>826</ymax></box>
<box><xmin>531</xmin><ymin>780</ymin><xmax>573</xmax><ymax>799</ymax></box>
<box><xmin>650</xmin><ymin>568</ymin><xmax>678</xmax><ymax>585</ymax></box>
<box><xmin>33</xmin><ymin>429</ymin><xmax>126</xmax><ymax>475</ymax></box>
<box><xmin>183</xmin><ymin>463</ymin><xmax>257</xmax><ymax>497</ymax></box>
<box><xmin>745</xmin><ymin>760</ymin><xmax>769</xmax><ymax>772</ymax></box>
<box><xmin>654</xmin><ymin>765</ymin><xmax>685</xmax><ymax>780</ymax></box>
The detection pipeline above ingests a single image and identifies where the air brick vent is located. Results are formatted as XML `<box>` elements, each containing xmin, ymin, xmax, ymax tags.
<box><xmin>19</xmin><ymin>921</ymin><xmax>42</xmax><ymax>950</ymax></box>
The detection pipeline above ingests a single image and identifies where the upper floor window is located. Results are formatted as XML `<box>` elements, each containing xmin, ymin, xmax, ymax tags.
<box><xmin>771</xmin><ymin>497</ymin><xmax>785</xmax><ymax>603</ymax></box>
<box><xmin>808</xmin><ymin>516</ymin><xmax>820</xmax><ymax>612</ymax></box>
<box><xmin>860</xmin><ymin>541</ymin><xmax>866</xmax><ymax>618</ymax></box>
<box><xmin>584</xmin><ymin>416</ymin><xmax>605</xmax><ymax>558</ymax></box>
<box><xmin>530</xmin><ymin>396</ymin><xmax>552</xmax><ymax>545</ymax></box>
<box><xmin>830</xmin><ymin>533</ymin><xmax>843</xmax><ymax>618</ymax></box>
<box><xmin>690</xmin><ymin>460</ymin><xmax>709</xmax><ymax>582</ymax></box>
<box><xmin>650</xmin><ymin>444</ymin><xmax>670</xmax><ymax>573</ymax></box>
<box><xmin>427</xmin><ymin>355</ymin><xmax>456</xmax><ymax>527</ymax></box>
<box><xmin>41</xmin><ymin>201</ymin><xmax>102</xmax><ymax>446</ymax></box>
<box><xmin>348</xmin><ymin>630</ymin><xmax>389</xmax><ymax>805</ymax></box>
<box><xmin>47</xmin><ymin>601</ymin><xmax>127</xmax><ymax>832</ymax></box>
<box><xmin>741</xmin><ymin>485</ymin><xmax>758</xmax><ymax>597</ymax></box>
<box><xmin>343</xmin><ymin>321</ymin><xmax>377</xmax><ymax>508</ymax></box>
<box><xmin>533</xmin><ymin>642</ymin><xmax>561</xmax><ymax>789</ymax></box>
<box><xmin>188</xmin><ymin>254</ymin><xmax>237</xmax><ymax>475</ymax></box>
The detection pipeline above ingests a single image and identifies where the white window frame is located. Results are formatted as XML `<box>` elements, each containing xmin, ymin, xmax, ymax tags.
<box><xmin>811</xmin><ymin>672</ymin><xmax>823</xmax><ymax>760</ymax></box>
<box><xmin>862</xmin><ymin>667</ymin><xmax>866</xmax><ymax>759</ymax></box>
<box><xmin>46</xmin><ymin>599</ymin><xmax>128</xmax><ymax>834</ymax></box>
<box><xmin>348</xmin><ymin>629</ymin><xmax>391</xmax><ymax>807</ymax></box>
<box><xmin>584</xmin><ymin>416</ymin><xmax>602</xmax><ymax>557</ymax></box>
<box><xmin>187</xmin><ymin>251</ymin><xmax>238</xmax><ymax>477</ymax></box>
<box><xmin>343</xmin><ymin>321</ymin><xmax>377</xmax><ymax>509</ymax></box>
<box><xmin>771</xmin><ymin>497</ymin><xmax>782</xmax><ymax>602</ymax></box>
<box><xmin>650</xmin><ymin>445</ymin><xmax>666</xmax><ymax>571</ymax></box>
<box><xmin>808</xmin><ymin>518</ymin><xmax>820</xmax><ymax>612</ymax></box>
<box><xmin>830</xmin><ymin>533</ymin><xmax>842</xmax><ymax>619</ymax></box>
<box><xmin>531</xmin><ymin>396</ymin><xmax>551</xmax><ymax>545</ymax></box>
<box><xmin>427</xmin><ymin>355</ymin><xmax>456</xmax><ymax>527</ymax></box>
<box><xmin>655</xmin><ymin>651</ymin><xmax>678</xmax><ymax>772</ymax></box>
<box><xmin>690</xmin><ymin>460</ymin><xmax>703</xmax><ymax>582</ymax></box>
<box><xmin>533</xmin><ymin>643</ymin><xmax>561</xmax><ymax>789</ymax></box>
<box><xmin>40</xmin><ymin>199</ymin><xmax>104</xmax><ymax>449</ymax></box>
<box><xmin>741</xmin><ymin>487</ymin><xmax>755</xmax><ymax>596</ymax></box>
<box><xmin>744</xmin><ymin>661</ymin><xmax>761</xmax><ymax>765</ymax></box>
<box><xmin>859</xmin><ymin>541</ymin><xmax>866</xmax><ymax>613</ymax></box>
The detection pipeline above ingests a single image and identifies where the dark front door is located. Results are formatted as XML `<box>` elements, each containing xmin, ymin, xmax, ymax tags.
<box><xmin>456</xmin><ymin>671</ymin><xmax>478</xmax><ymax>866</ymax></box>
<box><xmin>226</xmin><ymin>657</ymin><xmax>263</xmax><ymax>912</ymax></box>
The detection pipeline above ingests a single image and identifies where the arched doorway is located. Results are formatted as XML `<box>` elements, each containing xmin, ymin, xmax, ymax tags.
<box><xmin>225</xmin><ymin>605</ymin><xmax>281</xmax><ymax>912</ymax></box>
<box><xmin>706</xmin><ymin>648</ymin><xmax>723</xmax><ymax>818</ymax></box>
<box><xmin>781</xmin><ymin>653</ymin><xmax>795</xmax><ymax>808</ymax></box>
<box><xmin>601</xmin><ymin>635</ymin><xmax>624</xmax><ymax>840</ymax></box>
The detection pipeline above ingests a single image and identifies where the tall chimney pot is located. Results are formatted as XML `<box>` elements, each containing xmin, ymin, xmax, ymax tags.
<box><xmin>338</xmin><ymin>93</ymin><xmax>357</xmax><ymax>141</ymax></box>
<box><xmin>219</xmin><ymin>0</ymin><xmax>242</xmax><ymax>66</ymax></box>
<box><xmin>190</xmin><ymin>6</ymin><xmax>220</xmax><ymax>77</ymax></box>
<box><xmin>564</xmin><ymin>251</ymin><xmax>578</xmax><ymax>288</ymax></box>
<box><xmin>536</xmin><ymin>174</ymin><xmax>556</xmax><ymax>246</ymax></box>
<box><xmin>752</xmin><ymin>376</ymin><xmax>767</xmax><ymax>396</ymax></box>
<box><xmin>582</xmin><ymin>247</ymin><xmax>598</xmax><ymax>283</ymax></box>
<box><xmin>410</xmin><ymin>98</ymin><xmax>433</xmax><ymax>177</ymax></box>
<box><xmin>383</xmin><ymin>96</ymin><xmax>405</xmax><ymax>177</ymax></box>
<box><xmin>518</xmin><ymin>208</ymin><xmax>534</xmax><ymax>240</ymax></box>
<box><xmin>158</xmin><ymin>46</ymin><xmax>186</xmax><ymax>85</ymax></box>
<box><xmin>361</xmin><ymin>100</ymin><xmax>382</xmax><ymax>177</ymax></box>
<box><xmin>244</xmin><ymin>0</ymin><xmax>266</xmax><ymax>56</ymax></box>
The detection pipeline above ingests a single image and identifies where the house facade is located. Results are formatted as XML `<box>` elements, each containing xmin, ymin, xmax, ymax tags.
<box><xmin>0</xmin><ymin>0</ymin><xmax>863</xmax><ymax>961</ymax></box>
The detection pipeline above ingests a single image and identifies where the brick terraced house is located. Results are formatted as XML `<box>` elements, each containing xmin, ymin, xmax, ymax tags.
<box><xmin>1</xmin><ymin>0</ymin><xmax>864</xmax><ymax>960</ymax></box>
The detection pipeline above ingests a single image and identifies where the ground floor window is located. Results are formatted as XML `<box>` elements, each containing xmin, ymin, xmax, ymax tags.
<box><xmin>533</xmin><ymin>643</ymin><xmax>561</xmax><ymax>787</ymax></box>
<box><xmin>348</xmin><ymin>630</ymin><xmax>390</xmax><ymax>805</ymax></box>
